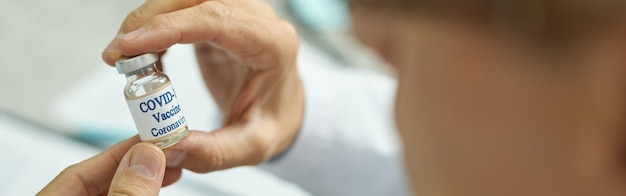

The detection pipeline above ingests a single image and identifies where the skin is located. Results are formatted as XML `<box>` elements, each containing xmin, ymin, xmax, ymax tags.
<box><xmin>349</xmin><ymin>3</ymin><xmax>626</xmax><ymax>195</ymax></box>
<box><xmin>38</xmin><ymin>137</ymin><xmax>169</xmax><ymax>195</ymax></box>
<box><xmin>40</xmin><ymin>0</ymin><xmax>626</xmax><ymax>195</ymax></box>
<box><xmin>41</xmin><ymin>0</ymin><xmax>302</xmax><ymax>195</ymax></box>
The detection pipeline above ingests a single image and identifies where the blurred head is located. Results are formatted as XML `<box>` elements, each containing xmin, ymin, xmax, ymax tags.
<box><xmin>348</xmin><ymin>0</ymin><xmax>626</xmax><ymax>195</ymax></box>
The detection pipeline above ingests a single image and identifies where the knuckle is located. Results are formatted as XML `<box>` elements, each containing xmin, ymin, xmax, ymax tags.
<box><xmin>59</xmin><ymin>164</ymin><xmax>78</xmax><ymax>176</ymax></box>
<box><xmin>246</xmin><ymin>134</ymin><xmax>274</xmax><ymax>165</ymax></box>
<box><xmin>126</xmin><ymin>9</ymin><xmax>145</xmax><ymax>22</ymax></box>
<box><xmin>248</xmin><ymin>150</ymin><xmax>267</xmax><ymax>166</ymax></box>
<box><xmin>194</xmin><ymin>150</ymin><xmax>223</xmax><ymax>173</ymax></box>
<box><xmin>122</xmin><ymin>8</ymin><xmax>148</xmax><ymax>30</ymax></box>
<box><xmin>61</xmin><ymin>164</ymin><xmax>101</xmax><ymax>195</ymax></box>
<box><xmin>260</xmin><ymin>4</ymin><xmax>276</xmax><ymax>17</ymax></box>
<box><xmin>247</xmin><ymin>2</ymin><xmax>276</xmax><ymax>18</ymax></box>
<box><xmin>277</xmin><ymin>20</ymin><xmax>298</xmax><ymax>42</ymax></box>
<box><xmin>208</xmin><ymin>149</ymin><xmax>225</xmax><ymax>172</ymax></box>
<box><xmin>190</xmin><ymin>132</ymin><xmax>225</xmax><ymax>173</ymax></box>
<box><xmin>150</xmin><ymin>14</ymin><xmax>177</xmax><ymax>29</ymax></box>
<box><xmin>59</xmin><ymin>164</ymin><xmax>84</xmax><ymax>181</ymax></box>
<box><xmin>114</xmin><ymin>36</ymin><xmax>133</xmax><ymax>52</ymax></box>
<box><xmin>198</xmin><ymin>1</ymin><xmax>230</xmax><ymax>19</ymax></box>
<box><xmin>279</xmin><ymin>20</ymin><xmax>297</xmax><ymax>34</ymax></box>
<box><xmin>206</xmin><ymin>132</ymin><xmax>226</xmax><ymax>171</ymax></box>
<box><xmin>270</xmin><ymin>20</ymin><xmax>299</xmax><ymax>63</ymax></box>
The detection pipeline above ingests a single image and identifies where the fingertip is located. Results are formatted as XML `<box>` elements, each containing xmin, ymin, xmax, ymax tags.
<box><xmin>108</xmin><ymin>142</ymin><xmax>166</xmax><ymax>196</ymax></box>
<box><xmin>162</xmin><ymin>168</ymin><xmax>183</xmax><ymax>187</ymax></box>
<box><xmin>102</xmin><ymin>36</ymin><xmax>125</xmax><ymax>66</ymax></box>
<box><xmin>103</xmin><ymin>34</ymin><xmax>146</xmax><ymax>65</ymax></box>
<box><xmin>102</xmin><ymin>48</ymin><xmax>122</xmax><ymax>66</ymax></box>
<box><xmin>128</xmin><ymin>143</ymin><xmax>166</xmax><ymax>178</ymax></box>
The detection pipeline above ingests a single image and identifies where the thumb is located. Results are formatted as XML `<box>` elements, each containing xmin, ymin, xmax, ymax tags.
<box><xmin>108</xmin><ymin>143</ymin><xmax>166</xmax><ymax>196</ymax></box>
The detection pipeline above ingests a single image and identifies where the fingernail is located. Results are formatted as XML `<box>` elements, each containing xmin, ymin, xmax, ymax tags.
<box><xmin>120</xmin><ymin>28</ymin><xmax>146</xmax><ymax>41</ymax></box>
<box><xmin>129</xmin><ymin>147</ymin><xmax>161</xmax><ymax>178</ymax></box>
<box><xmin>103</xmin><ymin>40</ymin><xmax>122</xmax><ymax>62</ymax></box>
<box><xmin>165</xmin><ymin>150</ymin><xmax>186</xmax><ymax>167</ymax></box>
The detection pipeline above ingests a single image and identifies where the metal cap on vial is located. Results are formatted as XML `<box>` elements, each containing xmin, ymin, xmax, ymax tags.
<box><xmin>115</xmin><ymin>53</ymin><xmax>159</xmax><ymax>74</ymax></box>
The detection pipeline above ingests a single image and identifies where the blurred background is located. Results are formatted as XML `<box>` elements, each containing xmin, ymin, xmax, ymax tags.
<box><xmin>0</xmin><ymin>0</ymin><xmax>390</xmax><ymax>195</ymax></box>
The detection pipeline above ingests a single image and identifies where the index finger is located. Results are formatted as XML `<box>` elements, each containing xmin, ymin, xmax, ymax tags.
<box><xmin>103</xmin><ymin>0</ymin><xmax>278</xmax><ymax>65</ymax></box>
<box><xmin>38</xmin><ymin>136</ymin><xmax>140</xmax><ymax>195</ymax></box>
<box><xmin>118</xmin><ymin>0</ymin><xmax>199</xmax><ymax>34</ymax></box>
<box><xmin>103</xmin><ymin>2</ymin><xmax>297</xmax><ymax>67</ymax></box>
<box><xmin>119</xmin><ymin>0</ymin><xmax>275</xmax><ymax>34</ymax></box>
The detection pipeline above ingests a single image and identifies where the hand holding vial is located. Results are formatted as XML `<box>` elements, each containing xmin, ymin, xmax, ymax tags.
<box><xmin>103</xmin><ymin>0</ymin><xmax>304</xmax><ymax>173</ymax></box>
<box><xmin>39</xmin><ymin>138</ymin><xmax>171</xmax><ymax>195</ymax></box>
<box><xmin>41</xmin><ymin>0</ymin><xmax>303</xmax><ymax>194</ymax></box>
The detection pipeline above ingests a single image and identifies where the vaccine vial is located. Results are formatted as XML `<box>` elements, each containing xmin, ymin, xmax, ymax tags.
<box><xmin>116</xmin><ymin>53</ymin><xmax>189</xmax><ymax>149</ymax></box>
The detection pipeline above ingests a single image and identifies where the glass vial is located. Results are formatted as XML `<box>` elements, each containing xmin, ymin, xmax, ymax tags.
<box><xmin>116</xmin><ymin>53</ymin><xmax>189</xmax><ymax>149</ymax></box>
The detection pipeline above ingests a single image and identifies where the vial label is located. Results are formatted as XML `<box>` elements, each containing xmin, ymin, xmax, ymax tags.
<box><xmin>126</xmin><ymin>82</ymin><xmax>187</xmax><ymax>142</ymax></box>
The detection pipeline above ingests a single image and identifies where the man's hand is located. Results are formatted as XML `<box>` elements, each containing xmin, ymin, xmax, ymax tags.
<box><xmin>102</xmin><ymin>0</ymin><xmax>303</xmax><ymax>179</ymax></box>
<box><xmin>38</xmin><ymin>137</ymin><xmax>173</xmax><ymax>195</ymax></box>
